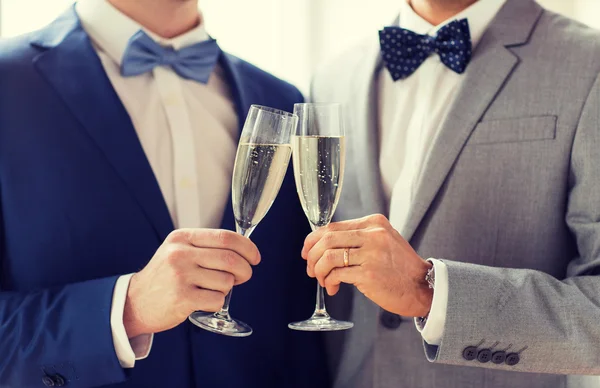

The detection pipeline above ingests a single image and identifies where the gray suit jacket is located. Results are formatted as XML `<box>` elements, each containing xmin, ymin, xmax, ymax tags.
<box><xmin>311</xmin><ymin>1</ymin><xmax>600</xmax><ymax>387</ymax></box>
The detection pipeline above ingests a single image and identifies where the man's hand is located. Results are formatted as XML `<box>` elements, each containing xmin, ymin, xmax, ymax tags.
<box><xmin>302</xmin><ymin>214</ymin><xmax>433</xmax><ymax>317</ymax></box>
<box><xmin>124</xmin><ymin>229</ymin><xmax>261</xmax><ymax>338</ymax></box>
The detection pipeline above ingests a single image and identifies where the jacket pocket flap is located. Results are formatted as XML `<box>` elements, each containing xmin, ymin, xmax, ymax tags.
<box><xmin>469</xmin><ymin>116</ymin><xmax>557</xmax><ymax>145</ymax></box>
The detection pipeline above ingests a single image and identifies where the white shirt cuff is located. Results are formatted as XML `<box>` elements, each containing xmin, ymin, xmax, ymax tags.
<box><xmin>414</xmin><ymin>259</ymin><xmax>448</xmax><ymax>346</ymax></box>
<box><xmin>111</xmin><ymin>274</ymin><xmax>154</xmax><ymax>368</ymax></box>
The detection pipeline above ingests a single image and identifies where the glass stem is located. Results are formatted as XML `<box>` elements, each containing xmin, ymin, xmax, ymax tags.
<box><xmin>215</xmin><ymin>225</ymin><xmax>255</xmax><ymax>320</ymax></box>
<box><xmin>215</xmin><ymin>289</ymin><xmax>233</xmax><ymax>319</ymax></box>
<box><xmin>313</xmin><ymin>284</ymin><xmax>330</xmax><ymax>318</ymax></box>
<box><xmin>311</xmin><ymin>224</ymin><xmax>330</xmax><ymax>319</ymax></box>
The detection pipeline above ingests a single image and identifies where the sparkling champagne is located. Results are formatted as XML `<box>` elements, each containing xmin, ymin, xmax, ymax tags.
<box><xmin>292</xmin><ymin>136</ymin><xmax>346</xmax><ymax>227</ymax></box>
<box><xmin>232</xmin><ymin>143</ymin><xmax>292</xmax><ymax>230</ymax></box>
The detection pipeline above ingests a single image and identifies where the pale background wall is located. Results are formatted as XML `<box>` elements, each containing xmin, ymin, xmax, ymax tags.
<box><xmin>1</xmin><ymin>0</ymin><xmax>599</xmax><ymax>92</ymax></box>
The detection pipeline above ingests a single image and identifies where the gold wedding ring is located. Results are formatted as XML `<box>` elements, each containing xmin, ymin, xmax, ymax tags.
<box><xmin>343</xmin><ymin>248</ymin><xmax>350</xmax><ymax>267</ymax></box>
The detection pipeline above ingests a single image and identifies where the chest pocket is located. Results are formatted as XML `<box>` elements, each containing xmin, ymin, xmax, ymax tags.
<box><xmin>468</xmin><ymin>116</ymin><xmax>557</xmax><ymax>145</ymax></box>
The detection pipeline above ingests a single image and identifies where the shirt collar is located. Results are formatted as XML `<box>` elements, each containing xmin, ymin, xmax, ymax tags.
<box><xmin>399</xmin><ymin>0</ymin><xmax>507</xmax><ymax>48</ymax></box>
<box><xmin>75</xmin><ymin>0</ymin><xmax>210</xmax><ymax>66</ymax></box>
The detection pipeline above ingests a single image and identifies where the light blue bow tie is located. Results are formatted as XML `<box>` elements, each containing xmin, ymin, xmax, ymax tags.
<box><xmin>121</xmin><ymin>30</ymin><xmax>221</xmax><ymax>84</ymax></box>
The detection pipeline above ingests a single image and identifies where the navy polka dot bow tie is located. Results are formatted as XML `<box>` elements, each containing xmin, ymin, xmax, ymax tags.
<box><xmin>379</xmin><ymin>19</ymin><xmax>473</xmax><ymax>81</ymax></box>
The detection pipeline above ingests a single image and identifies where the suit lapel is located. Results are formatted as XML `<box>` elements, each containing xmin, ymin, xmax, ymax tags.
<box><xmin>332</xmin><ymin>40</ymin><xmax>384</xmax><ymax>388</ymax></box>
<box><xmin>216</xmin><ymin>53</ymin><xmax>253</xmax><ymax>232</ymax></box>
<box><xmin>31</xmin><ymin>7</ymin><xmax>174</xmax><ymax>241</ymax></box>
<box><xmin>401</xmin><ymin>0</ymin><xmax>543</xmax><ymax>241</ymax></box>
<box><xmin>350</xmin><ymin>42</ymin><xmax>387</xmax><ymax>217</ymax></box>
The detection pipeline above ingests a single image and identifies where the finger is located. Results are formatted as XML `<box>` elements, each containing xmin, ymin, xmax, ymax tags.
<box><xmin>326</xmin><ymin>283</ymin><xmax>340</xmax><ymax>296</ymax></box>
<box><xmin>302</xmin><ymin>214</ymin><xmax>389</xmax><ymax>257</ymax></box>
<box><xmin>170</xmin><ymin>229</ymin><xmax>261</xmax><ymax>266</ymax></box>
<box><xmin>189</xmin><ymin>267</ymin><xmax>236</xmax><ymax>294</ymax></box>
<box><xmin>189</xmin><ymin>288</ymin><xmax>227</xmax><ymax>313</ymax></box>
<box><xmin>302</xmin><ymin>225</ymin><xmax>358</xmax><ymax>258</ymax></box>
<box><xmin>313</xmin><ymin>248</ymin><xmax>362</xmax><ymax>286</ymax></box>
<box><xmin>189</xmin><ymin>247</ymin><xmax>253</xmax><ymax>285</ymax></box>
<box><xmin>324</xmin><ymin>267</ymin><xmax>363</xmax><ymax>296</ymax></box>
<box><xmin>306</xmin><ymin>230</ymin><xmax>365</xmax><ymax>275</ymax></box>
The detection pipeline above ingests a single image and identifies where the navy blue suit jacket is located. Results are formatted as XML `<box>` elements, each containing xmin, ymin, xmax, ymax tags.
<box><xmin>0</xmin><ymin>8</ymin><xmax>329</xmax><ymax>388</ymax></box>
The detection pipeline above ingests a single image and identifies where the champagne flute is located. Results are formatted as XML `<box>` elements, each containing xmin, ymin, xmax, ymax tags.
<box><xmin>189</xmin><ymin>105</ymin><xmax>297</xmax><ymax>337</ymax></box>
<box><xmin>288</xmin><ymin>103</ymin><xmax>354</xmax><ymax>332</ymax></box>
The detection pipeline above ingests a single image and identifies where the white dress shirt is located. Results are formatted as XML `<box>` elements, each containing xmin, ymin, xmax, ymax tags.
<box><xmin>378</xmin><ymin>0</ymin><xmax>506</xmax><ymax>345</ymax></box>
<box><xmin>76</xmin><ymin>0</ymin><xmax>239</xmax><ymax>368</ymax></box>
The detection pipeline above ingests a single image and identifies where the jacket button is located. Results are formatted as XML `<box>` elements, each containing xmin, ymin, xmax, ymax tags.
<box><xmin>54</xmin><ymin>374</ymin><xmax>66</xmax><ymax>387</ymax></box>
<box><xmin>477</xmin><ymin>348</ymin><xmax>492</xmax><ymax>363</ymax></box>
<box><xmin>42</xmin><ymin>376</ymin><xmax>55</xmax><ymax>387</ymax></box>
<box><xmin>492</xmin><ymin>351</ymin><xmax>506</xmax><ymax>364</ymax></box>
<box><xmin>462</xmin><ymin>346</ymin><xmax>478</xmax><ymax>361</ymax></box>
<box><xmin>505</xmin><ymin>353</ymin><xmax>520</xmax><ymax>366</ymax></box>
<box><xmin>380</xmin><ymin>311</ymin><xmax>402</xmax><ymax>329</ymax></box>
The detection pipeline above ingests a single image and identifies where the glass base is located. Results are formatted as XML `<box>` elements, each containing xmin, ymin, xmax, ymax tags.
<box><xmin>189</xmin><ymin>311</ymin><xmax>253</xmax><ymax>337</ymax></box>
<box><xmin>288</xmin><ymin>313</ymin><xmax>354</xmax><ymax>332</ymax></box>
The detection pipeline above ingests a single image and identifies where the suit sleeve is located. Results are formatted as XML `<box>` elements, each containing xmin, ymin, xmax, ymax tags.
<box><xmin>0</xmin><ymin>204</ymin><xmax>128</xmax><ymax>387</ymax></box>
<box><xmin>424</xmin><ymin>74</ymin><xmax>600</xmax><ymax>375</ymax></box>
<box><xmin>0</xmin><ymin>280</ymin><xmax>129</xmax><ymax>387</ymax></box>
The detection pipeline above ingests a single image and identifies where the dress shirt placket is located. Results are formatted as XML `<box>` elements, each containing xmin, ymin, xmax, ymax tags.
<box><xmin>153</xmin><ymin>66</ymin><xmax>200</xmax><ymax>228</ymax></box>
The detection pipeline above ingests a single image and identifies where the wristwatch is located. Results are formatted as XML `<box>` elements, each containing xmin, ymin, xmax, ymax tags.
<box><xmin>425</xmin><ymin>264</ymin><xmax>435</xmax><ymax>289</ymax></box>
<box><xmin>416</xmin><ymin>264</ymin><xmax>435</xmax><ymax>328</ymax></box>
